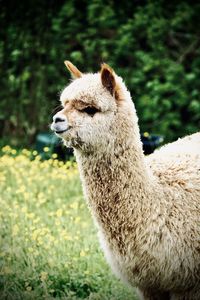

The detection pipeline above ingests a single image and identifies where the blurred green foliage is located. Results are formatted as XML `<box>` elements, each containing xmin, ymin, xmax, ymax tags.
<box><xmin>0</xmin><ymin>0</ymin><xmax>199</xmax><ymax>145</ymax></box>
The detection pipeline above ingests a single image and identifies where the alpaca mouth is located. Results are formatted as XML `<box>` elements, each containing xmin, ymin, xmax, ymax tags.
<box><xmin>55</xmin><ymin>129</ymin><xmax>67</xmax><ymax>134</ymax></box>
<box><xmin>55</xmin><ymin>126</ymin><xmax>73</xmax><ymax>134</ymax></box>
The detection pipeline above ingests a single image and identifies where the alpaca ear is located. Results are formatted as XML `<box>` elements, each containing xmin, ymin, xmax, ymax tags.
<box><xmin>101</xmin><ymin>63</ymin><xmax>116</xmax><ymax>96</ymax></box>
<box><xmin>64</xmin><ymin>60</ymin><xmax>83</xmax><ymax>78</ymax></box>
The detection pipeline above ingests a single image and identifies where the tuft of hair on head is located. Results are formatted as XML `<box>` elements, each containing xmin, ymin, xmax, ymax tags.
<box><xmin>64</xmin><ymin>60</ymin><xmax>83</xmax><ymax>79</ymax></box>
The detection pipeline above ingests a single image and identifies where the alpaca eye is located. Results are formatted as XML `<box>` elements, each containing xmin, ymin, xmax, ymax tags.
<box><xmin>80</xmin><ymin>106</ymin><xmax>99</xmax><ymax>117</ymax></box>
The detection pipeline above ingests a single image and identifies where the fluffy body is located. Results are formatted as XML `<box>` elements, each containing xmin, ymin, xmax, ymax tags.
<box><xmin>51</xmin><ymin>63</ymin><xmax>200</xmax><ymax>300</ymax></box>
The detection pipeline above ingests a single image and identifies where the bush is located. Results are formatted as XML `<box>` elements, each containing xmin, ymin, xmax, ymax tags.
<box><xmin>0</xmin><ymin>1</ymin><xmax>199</xmax><ymax>145</ymax></box>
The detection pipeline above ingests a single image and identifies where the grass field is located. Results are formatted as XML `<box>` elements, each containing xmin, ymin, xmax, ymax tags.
<box><xmin>0</xmin><ymin>146</ymin><xmax>137</xmax><ymax>300</ymax></box>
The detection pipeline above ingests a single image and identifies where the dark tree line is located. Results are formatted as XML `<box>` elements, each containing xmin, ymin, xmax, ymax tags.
<box><xmin>0</xmin><ymin>0</ymin><xmax>200</xmax><ymax>145</ymax></box>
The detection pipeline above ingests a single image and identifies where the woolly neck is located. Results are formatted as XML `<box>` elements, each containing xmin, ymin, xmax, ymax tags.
<box><xmin>74</xmin><ymin>133</ymin><xmax>159</xmax><ymax>250</ymax></box>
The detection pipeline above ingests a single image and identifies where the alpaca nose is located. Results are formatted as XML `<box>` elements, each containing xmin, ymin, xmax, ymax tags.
<box><xmin>54</xmin><ymin>116</ymin><xmax>65</xmax><ymax>123</ymax></box>
<box><xmin>53</xmin><ymin>114</ymin><xmax>66</xmax><ymax>123</ymax></box>
<box><xmin>51</xmin><ymin>112</ymin><xmax>69</xmax><ymax>134</ymax></box>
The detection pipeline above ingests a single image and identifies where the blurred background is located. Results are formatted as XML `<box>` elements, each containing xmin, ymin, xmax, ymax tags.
<box><xmin>0</xmin><ymin>0</ymin><xmax>200</xmax><ymax>149</ymax></box>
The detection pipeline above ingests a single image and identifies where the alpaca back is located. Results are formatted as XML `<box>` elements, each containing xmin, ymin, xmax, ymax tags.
<box><xmin>144</xmin><ymin>132</ymin><xmax>200</xmax><ymax>290</ymax></box>
<box><xmin>145</xmin><ymin>132</ymin><xmax>200</xmax><ymax>192</ymax></box>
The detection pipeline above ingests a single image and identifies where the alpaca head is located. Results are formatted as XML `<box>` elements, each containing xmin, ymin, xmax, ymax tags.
<box><xmin>51</xmin><ymin>61</ymin><xmax>137</xmax><ymax>153</ymax></box>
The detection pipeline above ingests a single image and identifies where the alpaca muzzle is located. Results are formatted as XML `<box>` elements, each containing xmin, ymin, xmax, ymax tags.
<box><xmin>51</xmin><ymin>113</ymin><xmax>71</xmax><ymax>135</ymax></box>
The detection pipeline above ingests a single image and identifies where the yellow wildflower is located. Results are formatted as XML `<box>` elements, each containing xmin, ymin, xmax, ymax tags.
<box><xmin>32</xmin><ymin>150</ymin><xmax>38</xmax><ymax>156</ymax></box>
<box><xmin>27</xmin><ymin>212</ymin><xmax>35</xmax><ymax>219</ymax></box>
<box><xmin>40</xmin><ymin>271</ymin><xmax>48</xmax><ymax>281</ymax></box>
<box><xmin>31</xmin><ymin>229</ymin><xmax>39</xmax><ymax>241</ymax></box>
<box><xmin>70</xmin><ymin>202</ymin><xmax>78</xmax><ymax>210</ymax></box>
<box><xmin>21</xmin><ymin>206</ymin><xmax>28</xmax><ymax>213</ymax></box>
<box><xmin>12</xmin><ymin>224</ymin><xmax>19</xmax><ymax>236</ymax></box>
<box><xmin>49</xmin><ymin>235</ymin><xmax>55</xmax><ymax>243</ymax></box>
<box><xmin>75</xmin><ymin>216</ymin><xmax>81</xmax><ymax>223</ymax></box>
<box><xmin>80</xmin><ymin>250</ymin><xmax>86</xmax><ymax>257</ymax></box>
<box><xmin>2</xmin><ymin>145</ymin><xmax>11</xmax><ymax>153</ymax></box>
<box><xmin>143</xmin><ymin>132</ymin><xmax>149</xmax><ymax>137</ymax></box>
<box><xmin>56</xmin><ymin>208</ymin><xmax>63</xmax><ymax>218</ymax></box>
<box><xmin>11</xmin><ymin>149</ymin><xmax>17</xmax><ymax>155</ymax></box>
<box><xmin>43</xmin><ymin>147</ymin><xmax>49</xmax><ymax>152</ymax></box>
<box><xmin>81</xmin><ymin>222</ymin><xmax>88</xmax><ymax>228</ymax></box>
<box><xmin>33</xmin><ymin>217</ymin><xmax>40</xmax><ymax>224</ymax></box>
<box><xmin>55</xmin><ymin>220</ymin><xmax>61</xmax><ymax>226</ymax></box>
<box><xmin>63</xmin><ymin>235</ymin><xmax>72</xmax><ymax>241</ymax></box>
<box><xmin>34</xmin><ymin>250</ymin><xmax>39</xmax><ymax>256</ymax></box>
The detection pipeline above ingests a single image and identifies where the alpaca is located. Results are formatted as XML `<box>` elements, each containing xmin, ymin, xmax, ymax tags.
<box><xmin>51</xmin><ymin>61</ymin><xmax>200</xmax><ymax>300</ymax></box>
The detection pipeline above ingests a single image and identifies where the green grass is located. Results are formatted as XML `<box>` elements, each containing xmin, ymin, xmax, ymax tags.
<box><xmin>0</xmin><ymin>146</ymin><xmax>137</xmax><ymax>300</ymax></box>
